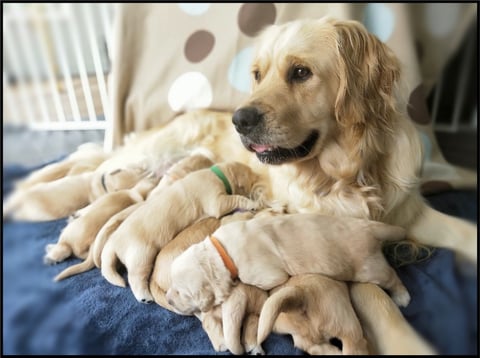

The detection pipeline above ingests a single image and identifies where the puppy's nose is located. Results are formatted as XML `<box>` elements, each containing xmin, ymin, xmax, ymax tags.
<box><xmin>232</xmin><ymin>106</ymin><xmax>262</xmax><ymax>135</ymax></box>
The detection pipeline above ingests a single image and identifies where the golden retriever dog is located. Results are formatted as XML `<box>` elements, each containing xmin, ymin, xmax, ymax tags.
<box><xmin>197</xmin><ymin>283</ymin><xmax>268</xmax><ymax>355</ymax></box>
<box><xmin>44</xmin><ymin>189</ymin><xmax>145</xmax><ymax>267</ymax></box>
<box><xmin>149</xmin><ymin>150</ymin><xmax>216</xmax><ymax>196</ymax></box>
<box><xmin>257</xmin><ymin>273</ymin><xmax>369</xmax><ymax>355</ymax></box>
<box><xmin>3</xmin><ymin>172</ymin><xmax>96</xmax><ymax>222</ymax></box>
<box><xmin>4</xmin><ymin>16</ymin><xmax>475</xmax><ymax>353</ymax></box>
<box><xmin>166</xmin><ymin>213</ymin><xmax>411</xmax><ymax>316</ymax></box>
<box><xmin>150</xmin><ymin>215</ymin><xmax>265</xmax><ymax>355</ymax></box>
<box><xmin>8</xmin><ymin>142</ymin><xmax>108</xmax><ymax>191</ymax></box>
<box><xmin>100</xmin><ymin>161</ymin><xmax>263</xmax><ymax>303</ymax></box>
<box><xmin>53</xmin><ymin>202</ymin><xmax>145</xmax><ymax>281</ymax></box>
<box><xmin>3</xmin><ymin>143</ymin><xmax>109</xmax><ymax>221</ymax></box>
<box><xmin>349</xmin><ymin>282</ymin><xmax>436</xmax><ymax>355</ymax></box>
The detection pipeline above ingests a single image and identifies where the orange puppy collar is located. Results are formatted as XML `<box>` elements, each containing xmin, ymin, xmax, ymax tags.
<box><xmin>209</xmin><ymin>236</ymin><xmax>238</xmax><ymax>279</ymax></box>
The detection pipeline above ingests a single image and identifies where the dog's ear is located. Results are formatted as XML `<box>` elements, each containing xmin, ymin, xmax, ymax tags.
<box><xmin>196</xmin><ymin>284</ymin><xmax>215</xmax><ymax>312</ymax></box>
<box><xmin>332</xmin><ymin>19</ymin><xmax>401</xmax><ymax>132</ymax></box>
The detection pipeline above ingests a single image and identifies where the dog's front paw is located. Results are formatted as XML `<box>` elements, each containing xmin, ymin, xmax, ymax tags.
<box><xmin>391</xmin><ymin>289</ymin><xmax>411</xmax><ymax>307</ymax></box>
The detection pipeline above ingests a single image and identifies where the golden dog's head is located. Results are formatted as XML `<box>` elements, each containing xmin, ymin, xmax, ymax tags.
<box><xmin>232</xmin><ymin>17</ymin><xmax>401</xmax><ymax>167</ymax></box>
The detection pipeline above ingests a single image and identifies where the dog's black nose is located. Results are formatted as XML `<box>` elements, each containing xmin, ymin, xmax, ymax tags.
<box><xmin>232</xmin><ymin>107</ymin><xmax>262</xmax><ymax>135</ymax></box>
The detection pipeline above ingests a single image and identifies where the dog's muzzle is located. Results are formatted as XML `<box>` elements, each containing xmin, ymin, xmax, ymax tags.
<box><xmin>232</xmin><ymin>107</ymin><xmax>319</xmax><ymax>165</ymax></box>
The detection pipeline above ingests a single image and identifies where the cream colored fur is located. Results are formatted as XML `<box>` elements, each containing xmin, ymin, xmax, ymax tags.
<box><xmin>257</xmin><ymin>274</ymin><xmax>369</xmax><ymax>355</ymax></box>
<box><xmin>166</xmin><ymin>213</ymin><xmax>411</xmax><ymax>316</ymax></box>
<box><xmin>3</xmin><ymin>17</ymin><xmax>475</xmax><ymax>354</ymax></box>
<box><xmin>101</xmin><ymin>161</ymin><xmax>263</xmax><ymax>303</ymax></box>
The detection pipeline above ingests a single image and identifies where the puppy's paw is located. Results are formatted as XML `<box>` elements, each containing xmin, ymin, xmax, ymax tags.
<box><xmin>248</xmin><ymin>345</ymin><xmax>265</xmax><ymax>355</ymax></box>
<box><xmin>246</xmin><ymin>200</ymin><xmax>263</xmax><ymax>212</ymax></box>
<box><xmin>43</xmin><ymin>254</ymin><xmax>60</xmax><ymax>265</ymax></box>
<box><xmin>391</xmin><ymin>289</ymin><xmax>411</xmax><ymax>307</ymax></box>
<box><xmin>217</xmin><ymin>343</ymin><xmax>228</xmax><ymax>352</ymax></box>
<box><xmin>134</xmin><ymin>290</ymin><xmax>155</xmax><ymax>304</ymax></box>
<box><xmin>44</xmin><ymin>243</ymin><xmax>56</xmax><ymax>254</ymax></box>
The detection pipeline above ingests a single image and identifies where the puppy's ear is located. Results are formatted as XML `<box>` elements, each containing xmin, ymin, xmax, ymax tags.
<box><xmin>197</xmin><ymin>285</ymin><xmax>215</xmax><ymax>312</ymax></box>
<box><xmin>333</xmin><ymin>19</ymin><xmax>401</xmax><ymax>131</ymax></box>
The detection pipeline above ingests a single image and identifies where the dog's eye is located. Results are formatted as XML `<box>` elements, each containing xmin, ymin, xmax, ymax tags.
<box><xmin>253</xmin><ymin>70</ymin><xmax>261</xmax><ymax>82</ymax></box>
<box><xmin>289</xmin><ymin>66</ymin><xmax>312</xmax><ymax>83</ymax></box>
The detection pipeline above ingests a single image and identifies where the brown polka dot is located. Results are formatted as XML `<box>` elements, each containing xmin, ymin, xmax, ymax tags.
<box><xmin>184</xmin><ymin>30</ymin><xmax>215</xmax><ymax>63</ymax></box>
<box><xmin>238</xmin><ymin>3</ymin><xmax>276</xmax><ymax>37</ymax></box>
<box><xmin>420</xmin><ymin>180</ymin><xmax>453</xmax><ymax>195</ymax></box>
<box><xmin>407</xmin><ymin>84</ymin><xmax>431</xmax><ymax>125</ymax></box>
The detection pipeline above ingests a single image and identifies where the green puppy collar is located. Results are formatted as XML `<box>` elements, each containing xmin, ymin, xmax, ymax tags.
<box><xmin>210</xmin><ymin>165</ymin><xmax>232</xmax><ymax>195</ymax></box>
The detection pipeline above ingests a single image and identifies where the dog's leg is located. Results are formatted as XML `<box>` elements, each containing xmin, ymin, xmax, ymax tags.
<box><xmin>126</xmin><ymin>250</ymin><xmax>157</xmax><ymax>304</ymax></box>
<box><xmin>305</xmin><ymin>343</ymin><xmax>342</xmax><ymax>355</ymax></box>
<box><xmin>222</xmin><ymin>287</ymin><xmax>248</xmax><ymax>355</ymax></box>
<box><xmin>199</xmin><ymin>310</ymin><xmax>228</xmax><ymax>353</ymax></box>
<box><xmin>44</xmin><ymin>243</ymin><xmax>72</xmax><ymax>265</ymax></box>
<box><xmin>356</xmin><ymin>255</ymin><xmax>411</xmax><ymax>307</ymax></box>
<box><xmin>213</xmin><ymin>195</ymin><xmax>260</xmax><ymax>218</ymax></box>
<box><xmin>349</xmin><ymin>282</ymin><xmax>436</xmax><ymax>355</ymax></box>
<box><xmin>408</xmin><ymin>204</ymin><xmax>477</xmax><ymax>263</ymax></box>
<box><xmin>242</xmin><ymin>314</ymin><xmax>264</xmax><ymax>355</ymax></box>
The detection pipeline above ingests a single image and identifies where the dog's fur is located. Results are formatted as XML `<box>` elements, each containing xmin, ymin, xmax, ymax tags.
<box><xmin>44</xmin><ymin>189</ymin><xmax>145</xmax><ymax>267</ymax></box>
<box><xmin>52</xmin><ymin>154</ymin><xmax>213</xmax><ymax>282</ymax></box>
<box><xmin>257</xmin><ymin>273</ymin><xmax>369</xmax><ymax>355</ymax></box>
<box><xmin>150</xmin><ymin>214</ymin><xmax>265</xmax><ymax>355</ymax></box>
<box><xmin>166</xmin><ymin>213</ymin><xmax>411</xmax><ymax>316</ymax></box>
<box><xmin>3</xmin><ymin>17</ymin><xmax>475</xmax><ymax>353</ymax></box>
<box><xmin>101</xmin><ymin>161</ymin><xmax>263</xmax><ymax>303</ymax></box>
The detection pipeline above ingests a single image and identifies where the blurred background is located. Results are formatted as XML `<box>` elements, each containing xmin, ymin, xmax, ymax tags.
<box><xmin>3</xmin><ymin>3</ymin><xmax>114</xmax><ymax>165</ymax></box>
<box><xmin>2</xmin><ymin>3</ymin><xmax>477</xmax><ymax>169</ymax></box>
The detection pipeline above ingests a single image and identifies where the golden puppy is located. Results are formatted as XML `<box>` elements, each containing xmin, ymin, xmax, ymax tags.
<box><xmin>44</xmin><ymin>189</ymin><xmax>145</xmax><ymax>267</ymax></box>
<box><xmin>149</xmin><ymin>151</ymin><xmax>215</xmax><ymax>196</ymax></box>
<box><xmin>166</xmin><ymin>213</ymin><xmax>410</xmax><ymax>316</ymax></box>
<box><xmin>3</xmin><ymin>172</ymin><xmax>95</xmax><ymax>221</ymax></box>
<box><xmin>53</xmin><ymin>202</ymin><xmax>145</xmax><ymax>281</ymax></box>
<box><xmin>198</xmin><ymin>283</ymin><xmax>267</xmax><ymax>355</ymax></box>
<box><xmin>3</xmin><ymin>143</ymin><xmax>109</xmax><ymax>221</ymax></box>
<box><xmin>101</xmin><ymin>161</ymin><xmax>263</xmax><ymax>303</ymax></box>
<box><xmin>257</xmin><ymin>273</ymin><xmax>369</xmax><ymax>355</ymax></box>
<box><xmin>150</xmin><ymin>215</ymin><xmax>265</xmax><ymax>355</ymax></box>
<box><xmin>10</xmin><ymin>142</ymin><xmax>108</xmax><ymax>191</ymax></box>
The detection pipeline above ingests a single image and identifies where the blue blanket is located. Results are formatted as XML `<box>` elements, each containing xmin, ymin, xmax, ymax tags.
<box><xmin>2</xmin><ymin>162</ymin><xmax>477</xmax><ymax>355</ymax></box>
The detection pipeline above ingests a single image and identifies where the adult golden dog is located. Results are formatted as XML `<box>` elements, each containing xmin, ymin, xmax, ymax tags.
<box><xmin>166</xmin><ymin>213</ymin><xmax>411</xmax><ymax>314</ymax></box>
<box><xmin>4</xmin><ymin>16</ymin><xmax>475</xmax><ymax>354</ymax></box>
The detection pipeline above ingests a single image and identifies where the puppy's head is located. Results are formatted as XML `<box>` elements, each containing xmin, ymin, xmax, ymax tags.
<box><xmin>232</xmin><ymin>17</ymin><xmax>401</xmax><ymax>168</ymax></box>
<box><xmin>217</xmin><ymin>161</ymin><xmax>260</xmax><ymax>196</ymax></box>
<box><xmin>167</xmin><ymin>242</ymin><xmax>232</xmax><ymax>315</ymax></box>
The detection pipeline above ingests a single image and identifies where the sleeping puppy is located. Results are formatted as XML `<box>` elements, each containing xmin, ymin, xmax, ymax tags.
<box><xmin>150</xmin><ymin>214</ymin><xmax>265</xmax><ymax>355</ymax></box>
<box><xmin>3</xmin><ymin>143</ymin><xmax>109</xmax><ymax>221</ymax></box>
<box><xmin>101</xmin><ymin>161</ymin><xmax>264</xmax><ymax>304</ymax></box>
<box><xmin>148</xmin><ymin>150</ymin><xmax>216</xmax><ymax>196</ymax></box>
<box><xmin>166</xmin><ymin>213</ymin><xmax>410</xmax><ymax>316</ymax></box>
<box><xmin>44</xmin><ymin>188</ymin><xmax>145</xmax><ymax>266</ymax></box>
<box><xmin>53</xmin><ymin>153</ymin><xmax>215</xmax><ymax>282</ymax></box>
<box><xmin>53</xmin><ymin>202</ymin><xmax>145</xmax><ymax>281</ymax></box>
<box><xmin>257</xmin><ymin>273</ymin><xmax>369</xmax><ymax>355</ymax></box>
<box><xmin>3</xmin><ymin>172</ymin><xmax>96</xmax><ymax>221</ymax></box>
<box><xmin>198</xmin><ymin>283</ymin><xmax>268</xmax><ymax>355</ymax></box>
<box><xmin>9</xmin><ymin>142</ymin><xmax>108</xmax><ymax>191</ymax></box>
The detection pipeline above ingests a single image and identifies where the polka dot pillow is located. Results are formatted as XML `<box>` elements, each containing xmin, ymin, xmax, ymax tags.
<box><xmin>108</xmin><ymin>3</ymin><xmax>477</xmax><ymax>194</ymax></box>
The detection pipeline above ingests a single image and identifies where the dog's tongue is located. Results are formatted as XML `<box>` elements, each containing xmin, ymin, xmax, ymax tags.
<box><xmin>251</xmin><ymin>144</ymin><xmax>273</xmax><ymax>153</ymax></box>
